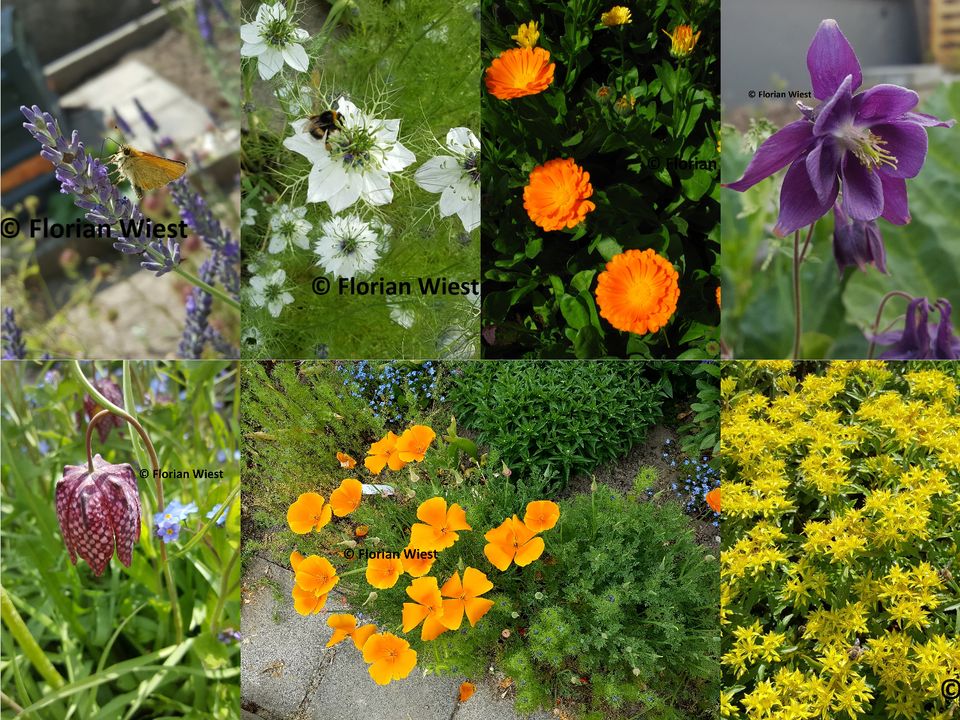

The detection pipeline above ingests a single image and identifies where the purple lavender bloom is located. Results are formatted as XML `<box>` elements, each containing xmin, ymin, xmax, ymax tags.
<box><xmin>113</xmin><ymin>107</ymin><xmax>134</xmax><ymax>137</ymax></box>
<box><xmin>179</xmin><ymin>259</ymin><xmax>216</xmax><ymax>358</ymax></box>
<box><xmin>195</xmin><ymin>0</ymin><xmax>215</xmax><ymax>45</ymax></box>
<box><xmin>725</xmin><ymin>19</ymin><xmax>954</xmax><ymax>236</ymax></box>
<box><xmin>217</xmin><ymin>628</ymin><xmax>242</xmax><ymax>644</ymax></box>
<box><xmin>20</xmin><ymin>105</ymin><xmax>180</xmax><ymax>276</ymax></box>
<box><xmin>871</xmin><ymin>296</ymin><xmax>960</xmax><ymax>359</ymax></box>
<box><xmin>2</xmin><ymin>308</ymin><xmax>26</xmax><ymax>359</ymax></box>
<box><xmin>133</xmin><ymin>97</ymin><xmax>159</xmax><ymax>133</ymax></box>
<box><xmin>832</xmin><ymin>203</ymin><xmax>886</xmax><ymax>274</ymax></box>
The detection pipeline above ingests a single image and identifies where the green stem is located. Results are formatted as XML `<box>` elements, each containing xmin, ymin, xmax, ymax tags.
<box><xmin>1</xmin><ymin>585</ymin><xmax>66</xmax><ymax>689</ymax></box>
<box><xmin>210</xmin><ymin>545</ymin><xmax>240</xmax><ymax>633</ymax></box>
<box><xmin>792</xmin><ymin>230</ymin><xmax>802</xmax><ymax>360</ymax></box>
<box><xmin>139</xmin><ymin>242</ymin><xmax>239</xmax><ymax>311</ymax></box>
<box><xmin>866</xmin><ymin>291</ymin><xmax>915</xmax><ymax>359</ymax></box>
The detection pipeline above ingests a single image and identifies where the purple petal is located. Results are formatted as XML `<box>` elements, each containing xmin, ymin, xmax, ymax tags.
<box><xmin>901</xmin><ymin>111</ymin><xmax>956</xmax><ymax>128</ymax></box>
<box><xmin>807</xmin><ymin>19</ymin><xmax>862</xmax><ymax>100</ymax></box>
<box><xmin>934</xmin><ymin>300</ymin><xmax>960</xmax><ymax>359</ymax></box>
<box><xmin>878</xmin><ymin>173</ymin><xmax>910</xmax><ymax>225</ymax></box>
<box><xmin>774</xmin><ymin>158</ymin><xmax>838</xmax><ymax>236</ymax></box>
<box><xmin>813</xmin><ymin>75</ymin><xmax>854</xmax><ymax>136</ymax></box>
<box><xmin>840</xmin><ymin>154</ymin><xmax>884</xmax><ymax>221</ymax></box>
<box><xmin>724</xmin><ymin>120</ymin><xmax>813</xmax><ymax>192</ymax></box>
<box><xmin>871</xmin><ymin>121</ymin><xmax>928</xmax><ymax>179</ymax></box>
<box><xmin>805</xmin><ymin>137</ymin><xmax>842</xmax><ymax>204</ymax></box>
<box><xmin>853</xmin><ymin>84</ymin><xmax>918</xmax><ymax>125</ymax></box>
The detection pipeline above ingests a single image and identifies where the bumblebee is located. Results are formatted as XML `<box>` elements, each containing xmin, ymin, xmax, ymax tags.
<box><xmin>305</xmin><ymin>109</ymin><xmax>343</xmax><ymax>142</ymax></box>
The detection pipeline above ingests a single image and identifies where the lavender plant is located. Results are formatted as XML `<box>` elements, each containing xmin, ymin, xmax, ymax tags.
<box><xmin>2</xmin><ymin>308</ymin><xmax>26</xmax><ymax>359</ymax></box>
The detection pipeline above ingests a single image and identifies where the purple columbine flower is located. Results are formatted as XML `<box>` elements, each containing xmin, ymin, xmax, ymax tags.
<box><xmin>2</xmin><ymin>308</ymin><xmax>26</xmax><ymax>360</ymax></box>
<box><xmin>871</xmin><ymin>296</ymin><xmax>960</xmax><ymax>359</ymax></box>
<box><xmin>20</xmin><ymin>105</ymin><xmax>180</xmax><ymax>276</ymax></box>
<box><xmin>133</xmin><ymin>97</ymin><xmax>159</xmax><ymax>133</ymax></box>
<box><xmin>832</xmin><ymin>203</ymin><xmax>886</xmax><ymax>274</ymax></box>
<box><xmin>77</xmin><ymin>377</ymin><xmax>126</xmax><ymax>443</ymax></box>
<box><xmin>56</xmin><ymin>454</ymin><xmax>142</xmax><ymax>576</ymax></box>
<box><xmin>725</xmin><ymin>19</ymin><xmax>954</xmax><ymax>236</ymax></box>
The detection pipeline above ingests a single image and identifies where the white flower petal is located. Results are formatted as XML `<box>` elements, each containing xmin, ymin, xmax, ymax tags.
<box><xmin>268</xmin><ymin>235</ymin><xmax>286</xmax><ymax>253</ymax></box>
<box><xmin>267</xmin><ymin>299</ymin><xmax>284</xmax><ymax>317</ymax></box>
<box><xmin>457</xmin><ymin>193</ymin><xmax>481</xmax><ymax>232</ymax></box>
<box><xmin>380</xmin><ymin>141</ymin><xmax>416</xmax><ymax>172</ymax></box>
<box><xmin>240</xmin><ymin>41</ymin><xmax>267</xmax><ymax>57</ymax></box>
<box><xmin>284</xmin><ymin>125</ymin><xmax>328</xmax><ymax>163</ymax></box>
<box><xmin>376</xmin><ymin>119</ymin><xmax>401</xmax><ymax>145</ymax></box>
<box><xmin>250</xmin><ymin>276</ymin><xmax>268</xmax><ymax>291</ymax></box>
<box><xmin>360</xmin><ymin>171</ymin><xmax>393</xmax><ymax>206</ymax></box>
<box><xmin>327</xmin><ymin>177</ymin><xmax>363</xmax><ymax>213</ymax></box>
<box><xmin>240</xmin><ymin>22</ymin><xmax>262</xmax><ymax>43</ymax></box>
<box><xmin>282</xmin><ymin>44</ymin><xmax>309</xmax><ymax>72</ymax></box>
<box><xmin>257</xmin><ymin>48</ymin><xmax>284</xmax><ymax>80</ymax></box>
<box><xmin>446</xmin><ymin>127</ymin><xmax>479</xmax><ymax>156</ymax></box>
<box><xmin>335</xmin><ymin>98</ymin><xmax>362</xmax><ymax>126</ymax></box>
<box><xmin>414</xmin><ymin>155</ymin><xmax>461</xmax><ymax>193</ymax></box>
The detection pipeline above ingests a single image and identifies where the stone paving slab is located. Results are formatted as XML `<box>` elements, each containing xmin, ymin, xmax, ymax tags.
<box><xmin>453</xmin><ymin>680</ymin><xmax>554</xmax><ymax>720</ymax></box>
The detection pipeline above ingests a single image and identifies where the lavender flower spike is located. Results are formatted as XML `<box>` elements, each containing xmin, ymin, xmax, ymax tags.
<box><xmin>2</xmin><ymin>308</ymin><xmax>27</xmax><ymax>359</ymax></box>
<box><xmin>20</xmin><ymin>105</ymin><xmax>179</xmax><ymax>276</ymax></box>
<box><xmin>724</xmin><ymin>19</ymin><xmax>955</xmax><ymax>236</ymax></box>
<box><xmin>133</xmin><ymin>97</ymin><xmax>159</xmax><ymax>133</ymax></box>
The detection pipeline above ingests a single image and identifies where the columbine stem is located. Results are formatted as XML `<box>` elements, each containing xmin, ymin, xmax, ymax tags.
<box><xmin>866</xmin><ymin>290</ymin><xmax>915</xmax><ymax>359</ymax></box>
<box><xmin>792</xmin><ymin>230</ymin><xmax>802</xmax><ymax>360</ymax></box>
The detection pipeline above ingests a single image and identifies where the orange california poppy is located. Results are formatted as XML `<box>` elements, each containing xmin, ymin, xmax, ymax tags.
<box><xmin>326</xmin><ymin>614</ymin><xmax>377</xmax><ymax>649</ymax></box>
<box><xmin>523</xmin><ymin>158</ymin><xmax>596</xmax><ymax>232</ymax></box>
<box><xmin>337</xmin><ymin>452</ymin><xmax>357</xmax><ymax>469</ymax></box>
<box><xmin>439</xmin><ymin>567</ymin><xmax>495</xmax><ymax>630</ymax></box>
<box><xmin>366</xmin><ymin>556</ymin><xmax>404</xmax><ymax>589</ymax></box>
<box><xmin>292</xmin><ymin>583</ymin><xmax>327</xmax><ymax>615</ymax></box>
<box><xmin>409</xmin><ymin>497</ymin><xmax>472</xmax><ymax>551</ymax></box>
<box><xmin>716</xmin><ymin>286</ymin><xmax>721</xmax><ymax>308</ymax></box>
<box><xmin>595</xmin><ymin>248</ymin><xmax>680</xmax><ymax>335</ymax></box>
<box><xmin>401</xmin><ymin>545</ymin><xmax>436</xmax><ymax>577</ymax></box>
<box><xmin>483</xmin><ymin>515</ymin><xmax>544</xmax><ymax>571</ymax></box>
<box><xmin>355</xmin><ymin>524</ymin><xmax>370</xmax><ymax>538</ymax></box>
<box><xmin>484</xmin><ymin>47</ymin><xmax>555</xmax><ymax>100</ymax></box>
<box><xmin>459</xmin><ymin>681</ymin><xmax>476</xmax><ymax>702</ymax></box>
<box><xmin>706</xmin><ymin>487</ymin><xmax>721</xmax><ymax>513</ymax></box>
<box><xmin>329</xmin><ymin>478</ymin><xmax>363</xmax><ymax>516</ymax></box>
<box><xmin>523</xmin><ymin>500</ymin><xmax>560</xmax><ymax>533</ymax></box>
<box><xmin>287</xmin><ymin>492</ymin><xmax>332</xmax><ymax>534</ymax></box>
<box><xmin>365</xmin><ymin>432</ymin><xmax>406</xmax><ymax>475</ymax></box>
<box><xmin>402</xmin><ymin>576</ymin><xmax>448</xmax><ymax>641</ymax></box>
<box><xmin>294</xmin><ymin>555</ymin><xmax>339</xmax><ymax>595</ymax></box>
<box><xmin>395</xmin><ymin>425</ymin><xmax>437</xmax><ymax>463</ymax></box>
<box><xmin>290</xmin><ymin>550</ymin><xmax>304</xmax><ymax>570</ymax></box>
<box><xmin>362</xmin><ymin>632</ymin><xmax>417</xmax><ymax>685</ymax></box>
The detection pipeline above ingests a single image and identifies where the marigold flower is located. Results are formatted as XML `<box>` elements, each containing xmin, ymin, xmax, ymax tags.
<box><xmin>395</xmin><ymin>425</ymin><xmax>436</xmax><ymax>463</ymax></box>
<box><xmin>402</xmin><ymin>576</ymin><xmax>448</xmax><ymax>640</ymax></box>
<box><xmin>401</xmin><ymin>545</ymin><xmax>436</xmax><ymax>577</ymax></box>
<box><xmin>329</xmin><ymin>478</ymin><xmax>362</xmax><ymax>516</ymax></box>
<box><xmin>295</xmin><ymin>555</ymin><xmax>339</xmax><ymax>595</ymax></box>
<box><xmin>483</xmin><ymin>515</ymin><xmax>545</xmax><ymax>571</ymax></box>
<box><xmin>292</xmin><ymin>583</ymin><xmax>327</xmax><ymax>615</ymax></box>
<box><xmin>365</xmin><ymin>431</ymin><xmax>406</xmax><ymax>474</ymax></box>
<box><xmin>601</xmin><ymin>6</ymin><xmax>632</xmax><ymax>26</ymax></box>
<box><xmin>327</xmin><ymin>614</ymin><xmax>377</xmax><ymax>649</ymax></box>
<box><xmin>716</xmin><ymin>286</ymin><xmax>721</xmax><ymax>308</ymax></box>
<box><xmin>409</xmin><ymin>496</ymin><xmax>472</xmax><ymax>551</ymax></box>
<box><xmin>459</xmin><ymin>682</ymin><xmax>476</xmax><ymax>702</ymax></box>
<box><xmin>337</xmin><ymin>452</ymin><xmax>357</xmax><ymax>469</ymax></box>
<box><xmin>355</xmin><ymin>524</ymin><xmax>370</xmax><ymax>538</ymax></box>
<box><xmin>362</xmin><ymin>632</ymin><xmax>417</xmax><ymax>685</ymax></box>
<box><xmin>511</xmin><ymin>21</ymin><xmax>539</xmax><ymax>49</ymax></box>
<box><xmin>523</xmin><ymin>500</ymin><xmax>560</xmax><ymax>533</ymax></box>
<box><xmin>523</xmin><ymin>158</ymin><xmax>596</xmax><ymax>231</ymax></box>
<box><xmin>706</xmin><ymin>488</ymin><xmax>721</xmax><ymax>513</ymax></box>
<box><xmin>440</xmin><ymin>567</ymin><xmax>495</xmax><ymax>630</ymax></box>
<box><xmin>366</xmin><ymin>556</ymin><xmax>404</xmax><ymax>589</ymax></box>
<box><xmin>662</xmin><ymin>24</ymin><xmax>700</xmax><ymax>57</ymax></box>
<box><xmin>287</xmin><ymin>492</ymin><xmax>332</xmax><ymax>534</ymax></box>
<box><xmin>595</xmin><ymin>248</ymin><xmax>680</xmax><ymax>335</ymax></box>
<box><xmin>484</xmin><ymin>47</ymin><xmax>555</xmax><ymax>100</ymax></box>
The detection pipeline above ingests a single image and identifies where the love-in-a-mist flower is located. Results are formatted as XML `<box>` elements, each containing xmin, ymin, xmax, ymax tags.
<box><xmin>249</xmin><ymin>268</ymin><xmax>294</xmax><ymax>317</ymax></box>
<box><xmin>523</xmin><ymin>158</ymin><xmax>596</xmax><ymax>231</ymax></box>
<box><xmin>414</xmin><ymin>128</ymin><xmax>480</xmax><ymax>232</ymax></box>
<box><xmin>832</xmin><ymin>203</ymin><xmax>886</xmax><ymax>274</ymax></box>
<box><xmin>314</xmin><ymin>214</ymin><xmax>389</xmax><ymax>279</ymax></box>
<box><xmin>284</xmin><ymin>98</ymin><xmax>415</xmax><ymax>213</ymax></box>
<box><xmin>484</xmin><ymin>47</ymin><xmax>555</xmax><ymax>100</ymax></box>
<box><xmin>56</xmin><ymin>454</ymin><xmax>141</xmax><ymax>576</ymax></box>
<box><xmin>362</xmin><ymin>632</ymin><xmax>417</xmax><ymax>685</ymax></box>
<box><xmin>268</xmin><ymin>204</ymin><xmax>312</xmax><ymax>253</ymax></box>
<box><xmin>595</xmin><ymin>249</ymin><xmax>680</xmax><ymax>335</ymax></box>
<box><xmin>240</xmin><ymin>3</ymin><xmax>309</xmax><ymax>80</ymax></box>
<box><xmin>724</xmin><ymin>19</ymin><xmax>954</xmax><ymax>235</ymax></box>
<box><xmin>512</xmin><ymin>21</ymin><xmax>539</xmax><ymax>49</ymax></box>
<box><xmin>409</xmin><ymin>496</ymin><xmax>471</xmax><ymax>551</ymax></box>
<box><xmin>871</xmin><ymin>297</ymin><xmax>960</xmax><ymax>359</ymax></box>
<box><xmin>287</xmin><ymin>492</ymin><xmax>332</xmax><ymax>533</ymax></box>
<box><xmin>662</xmin><ymin>25</ymin><xmax>701</xmax><ymax>58</ymax></box>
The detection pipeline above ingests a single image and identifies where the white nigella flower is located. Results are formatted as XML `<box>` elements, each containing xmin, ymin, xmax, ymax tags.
<box><xmin>283</xmin><ymin>98</ymin><xmax>416</xmax><ymax>213</ymax></box>
<box><xmin>240</xmin><ymin>3</ymin><xmax>310</xmax><ymax>81</ymax></box>
<box><xmin>268</xmin><ymin>204</ymin><xmax>312</xmax><ymax>253</ymax></box>
<box><xmin>242</xmin><ymin>207</ymin><xmax>258</xmax><ymax>226</ymax></box>
<box><xmin>249</xmin><ymin>269</ymin><xmax>294</xmax><ymax>317</ymax></box>
<box><xmin>314</xmin><ymin>214</ymin><xmax>390</xmax><ymax>279</ymax></box>
<box><xmin>414</xmin><ymin>127</ymin><xmax>480</xmax><ymax>232</ymax></box>
<box><xmin>388</xmin><ymin>300</ymin><xmax>415</xmax><ymax>329</ymax></box>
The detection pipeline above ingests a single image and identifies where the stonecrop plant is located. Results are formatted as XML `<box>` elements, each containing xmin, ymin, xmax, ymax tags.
<box><xmin>720</xmin><ymin>361</ymin><xmax>960</xmax><ymax>720</ymax></box>
<box><xmin>240</xmin><ymin>0</ymin><xmax>480</xmax><ymax>359</ymax></box>
<box><xmin>481</xmin><ymin>0</ymin><xmax>720</xmax><ymax>358</ymax></box>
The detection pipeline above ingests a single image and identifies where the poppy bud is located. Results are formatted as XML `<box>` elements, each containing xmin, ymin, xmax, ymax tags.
<box><xmin>55</xmin><ymin>454</ymin><xmax>141</xmax><ymax>576</ymax></box>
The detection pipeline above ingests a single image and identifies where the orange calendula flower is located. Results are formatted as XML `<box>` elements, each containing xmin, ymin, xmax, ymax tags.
<box><xmin>483</xmin><ymin>515</ymin><xmax>545</xmax><ymax>571</ymax></box>
<box><xmin>440</xmin><ymin>567</ymin><xmax>495</xmax><ymax>630</ymax></box>
<box><xmin>326</xmin><ymin>614</ymin><xmax>377</xmax><ymax>649</ymax></box>
<box><xmin>287</xmin><ymin>492</ymin><xmax>332</xmax><ymax>534</ymax></box>
<box><xmin>402</xmin><ymin>577</ymin><xmax>448</xmax><ymax>641</ymax></box>
<box><xmin>523</xmin><ymin>158</ymin><xmax>596</xmax><ymax>232</ymax></box>
<box><xmin>366</xmin><ymin>556</ymin><xmax>404</xmax><ymax>589</ymax></box>
<box><xmin>336</xmin><ymin>452</ymin><xmax>356</xmax><ymax>469</ymax></box>
<box><xmin>409</xmin><ymin>496</ymin><xmax>472</xmax><ymax>551</ymax></box>
<box><xmin>706</xmin><ymin>487</ymin><xmax>721</xmax><ymax>513</ymax></box>
<box><xmin>292</xmin><ymin>583</ymin><xmax>327</xmax><ymax>615</ymax></box>
<box><xmin>601</xmin><ymin>6</ymin><xmax>632</xmax><ymax>26</ymax></box>
<box><xmin>595</xmin><ymin>248</ymin><xmax>680</xmax><ymax>335</ymax></box>
<box><xmin>355</xmin><ymin>524</ymin><xmax>370</xmax><ymax>538</ymax></box>
<box><xmin>365</xmin><ymin>432</ymin><xmax>406</xmax><ymax>475</ymax></box>
<box><xmin>401</xmin><ymin>545</ymin><xmax>436</xmax><ymax>577</ymax></box>
<box><xmin>716</xmin><ymin>286</ymin><xmax>721</xmax><ymax>308</ymax></box>
<box><xmin>329</xmin><ymin>478</ymin><xmax>363</xmax><ymax>516</ymax></box>
<box><xmin>395</xmin><ymin>425</ymin><xmax>436</xmax><ymax>463</ymax></box>
<box><xmin>484</xmin><ymin>47</ymin><xmax>555</xmax><ymax>100</ymax></box>
<box><xmin>362</xmin><ymin>632</ymin><xmax>417</xmax><ymax>685</ymax></box>
<box><xmin>294</xmin><ymin>555</ymin><xmax>339</xmax><ymax>595</ymax></box>
<box><xmin>459</xmin><ymin>681</ymin><xmax>476</xmax><ymax>702</ymax></box>
<box><xmin>662</xmin><ymin>24</ymin><xmax>701</xmax><ymax>58</ymax></box>
<box><xmin>511</xmin><ymin>21</ymin><xmax>539</xmax><ymax>49</ymax></box>
<box><xmin>523</xmin><ymin>500</ymin><xmax>560</xmax><ymax>533</ymax></box>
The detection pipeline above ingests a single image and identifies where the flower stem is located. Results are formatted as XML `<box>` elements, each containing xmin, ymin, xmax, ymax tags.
<box><xmin>792</xmin><ymin>230</ymin><xmax>803</xmax><ymax>359</ymax></box>
<box><xmin>170</xmin><ymin>264</ymin><xmax>239</xmax><ymax>311</ymax></box>
<box><xmin>866</xmin><ymin>291</ymin><xmax>915</xmax><ymax>359</ymax></box>
<box><xmin>1</xmin><ymin>584</ymin><xmax>65</xmax><ymax>689</ymax></box>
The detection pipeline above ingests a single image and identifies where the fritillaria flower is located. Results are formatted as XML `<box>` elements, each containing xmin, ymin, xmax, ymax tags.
<box><xmin>594</xmin><ymin>249</ymin><xmax>680</xmax><ymax>335</ymax></box>
<box><xmin>871</xmin><ymin>297</ymin><xmax>959</xmax><ymax>359</ymax></box>
<box><xmin>832</xmin><ymin>203</ymin><xmax>886</xmax><ymax>274</ymax></box>
<box><xmin>413</xmin><ymin>127</ymin><xmax>481</xmax><ymax>232</ymax></box>
<box><xmin>78</xmin><ymin>377</ymin><xmax>125</xmax><ymax>443</ymax></box>
<box><xmin>725</xmin><ymin>19</ymin><xmax>954</xmax><ymax>236</ymax></box>
<box><xmin>56</xmin><ymin>454</ymin><xmax>142</xmax><ymax>576</ymax></box>
<box><xmin>240</xmin><ymin>3</ymin><xmax>309</xmax><ymax>80</ymax></box>
<box><xmin>484</xmin><ymin>47</ymin><xmax>555</xmax><ymax>100</ymax></box>
<box><xmin>362</xmin><ymin>632</ymin><xmax>417</xmax><ymax>685</ymax></box>
<box><xmin>523</xmin><ymin>158</ymin><xmax>596</xmax><ymax>231</ymax></box>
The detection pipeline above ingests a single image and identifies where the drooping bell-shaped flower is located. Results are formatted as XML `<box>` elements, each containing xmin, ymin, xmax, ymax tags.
<box><xmin>55</xmin><ymin>454</ymin><xmax>142</xmax><ymax>576</ymax></box>
<box><xmin>832</xmin><ymin>203</ymin><xmax>886</xmax><ymax>274</ymax></box>
<box><xmin>76</xmin><ymin>378</ymin><xmax>125</xmax><ymax>443</ymax></box>
<box><xmin>870</xmin><ymin>296</ymin><xmax>960</xmax><ymax>359</ymax></box>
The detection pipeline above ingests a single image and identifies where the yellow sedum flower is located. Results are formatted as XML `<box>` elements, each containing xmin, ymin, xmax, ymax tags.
<box><xmin>661</xmin><ymin>24</ymin><xmax>700</xmax><ymax>58</ymax></box>
<box><xmin>601</xmin><ymin>6</ymin><xmax>632</xmax><ymax>27</ymax></box>
<box><xmin>511</xmin><ymin>21</ymin><xmax>539</xmax><ymax>49</ymax></box>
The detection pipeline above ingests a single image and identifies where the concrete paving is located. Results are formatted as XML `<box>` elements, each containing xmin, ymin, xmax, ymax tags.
<box><xmin>240</xmin><ymin>556</ymin><xmax>553</xmax><ymax>720</ymax></box>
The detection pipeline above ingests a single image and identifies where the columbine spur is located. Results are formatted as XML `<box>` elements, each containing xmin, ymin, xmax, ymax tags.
<box><xmin>724</xmin><ymin>19</ymin><xmax>954</xmax><ymax>236</ymax></box>
<box><xmin>871</xmin><ymin>296</ymin><xmax>960</xmax><ymax>359</ymax></box>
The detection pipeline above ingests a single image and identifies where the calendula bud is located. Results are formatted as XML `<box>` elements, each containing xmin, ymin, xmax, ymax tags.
<box><xmin>55</xmin><ymin>454</ymin><xmax>141</xmax><ymax>576</ymax></box>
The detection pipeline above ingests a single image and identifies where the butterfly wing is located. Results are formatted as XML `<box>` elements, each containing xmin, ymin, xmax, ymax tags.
<box><xmin>116</xmin><ymin>147</ymin><xmax>187</xmax><ymax>198</ymax></box>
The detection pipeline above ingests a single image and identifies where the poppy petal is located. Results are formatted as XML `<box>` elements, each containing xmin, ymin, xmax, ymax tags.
<box><xmin>483</xmin><ymin>541</ymin><xmax>515</xmax><ymax>571</ymax></box>
<box><xmin>514</xmin><ymin>536</ymin><xmax>545</xmax><ymax>566</ymax></box>
<box><xmin>464</xmin><ymin>597</ymin><xmax>495</xmax><ymax>626</ymax></box>
<box><xmin>402</xmin><ymin>602</ymin><xmax>431</xmax><ymax>632</ymax></box>
<box><xmin>440</xmin><ymin>599</ymin><xmax>465</xmax><ymax>630</ymax></box>
<box><xmin>417</xmin><ymin>497</ymin><xmax>448</xmax><ymax>526</ymax></box>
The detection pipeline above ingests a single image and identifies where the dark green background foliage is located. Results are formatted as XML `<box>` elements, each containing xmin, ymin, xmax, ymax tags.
<box><xmin>448</xmin><ymin>361</ymin><xmax>667</xmax><ymax>488</ymax></box>
<box><xmin>481</xmin><ymin>0</ymin><xmax>720</xmax><ymax>359</ymax></box>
